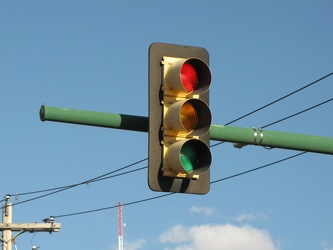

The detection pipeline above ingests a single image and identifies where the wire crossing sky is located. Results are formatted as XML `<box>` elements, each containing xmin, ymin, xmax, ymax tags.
<box><xmin>8</xmin><ymin>71</ymin><xmax>332</xmax><ymax>208</ymax></box>
<box><xmin>1</xmin><ymin>2</ymin><xmax>332</xmax><ymax>250</ymax></box>
<box><xmin>225</xmin><ymin>71</ymin><xmax>333</xmax><ymax>125</ymax></box>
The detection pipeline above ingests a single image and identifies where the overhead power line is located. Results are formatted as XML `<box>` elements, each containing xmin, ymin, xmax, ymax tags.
<box><xmin>210</xmin><ymin>152</ymin><xmax>306</xmax><ymax>184</ymax></box>
<box><xmin>53</xmin><ymin>193</ymin><xmax>174</xmax><ymax>218</ymax></box>
<box><xmin>52</xmin><ymin>152</ymin><xmax>306</xmax><ymax>219</ymax></box>
<box><xmin>10</xmin><ymin>92</ymin><xmax>326</xmax><ymax>205</ymax></box>
<box><xmin>261</xmin><ymin>97</ymin><xmax>333</xmax><ymax>128</ymax></box>
<box><xmin>225</xmin><ymin>71</ymin><xmax>333</xmax><ymax>125</ymax></box>
<box><xmin>10</xmin><ymin>95</ymin><xmax>331</xmax><ymax>206</ymax></box>
<box><xmin>6</xmin><ymin>72</ymin><xmax>332</xmax><ymax>208</ymax></box>
<box><xmin>14</xmin><ymin>92</ymin><xmax>325</xmax><ymax>202</ymax></box>
<box><xmin>10</xmin><ymin>159</ymin><xmax>147</xmax><ymax>206</ymax></box>
<box><xmin>210</xmin><ymin>97</ymin><xmax>332</xmax><ymax>148</ymax></box>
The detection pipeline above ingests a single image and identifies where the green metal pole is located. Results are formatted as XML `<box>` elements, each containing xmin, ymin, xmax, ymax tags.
<box><xmin>39</xmin><ymin>105</ymin><xmax>148</xmax><ymax>132</ymax></box>
<box><xmin>39</xmin><ymin>105</ymin><xmax>333</xmax><ymax>155</ymax></box>
<box><xmin>210</xmin><ymin>125</ymin><xmax>333</xmax><ymax>155</ymax></box>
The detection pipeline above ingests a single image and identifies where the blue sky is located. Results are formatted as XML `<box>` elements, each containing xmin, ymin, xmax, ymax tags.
<box><xmin>1</xmin><ymin>1</ymin><xmax>333</xmax><ymax>249</ymax></box>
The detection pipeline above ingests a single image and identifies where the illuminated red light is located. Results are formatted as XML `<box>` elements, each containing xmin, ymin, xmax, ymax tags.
<box><xmin>180</xmin><ymin>62</ymin><xmax>198</xmax><ymax>93</ymax></box>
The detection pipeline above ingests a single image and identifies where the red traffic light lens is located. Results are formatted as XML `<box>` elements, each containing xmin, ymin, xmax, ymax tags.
<box><xmin>163</xmin><ymin>57</ymin><xmax>210</xmax><ymax>96</ymax></box>
<box><xmin>180</xmin><ymin>62</ymin><xmax>198</xmax><ymax>93</ymax></box>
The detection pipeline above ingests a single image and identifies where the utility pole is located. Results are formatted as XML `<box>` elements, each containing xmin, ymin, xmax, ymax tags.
<box><xmin>1</xmin><ymin>196</ymin><xmax>12</xmax><ymax>250</ymax></box>
<box><xmin>0</xmin><ymin>196</ymin><xmax>61</xmax><ymax>250</ymax></box>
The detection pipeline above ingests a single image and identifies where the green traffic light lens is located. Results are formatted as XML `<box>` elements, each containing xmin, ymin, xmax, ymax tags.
<box><xmin>180</xmin><ymin>143</ymin><xmax>197</xmax><ymax>173</ymax></box>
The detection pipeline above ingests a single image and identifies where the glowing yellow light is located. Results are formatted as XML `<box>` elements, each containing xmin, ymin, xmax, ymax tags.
<box><xmin>180</xmin><ymin>102</ymin><xmax>198</xmax><ymax>132</ymax></box>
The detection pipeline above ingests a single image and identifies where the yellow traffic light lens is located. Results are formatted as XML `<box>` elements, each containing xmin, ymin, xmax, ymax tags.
<box><xmin>180</xmin><ymin>62</ymin><xmax>198</xmax><ymax>93</ymax></box>
<box><xmin>180</xmin><ymin>143</ymin><xmax>197</xmax><ymax>173</ymax></box>
<box><xmin>180</xmin><ymin>102</ymin><xmax>198</xmax><ymax>132</ymax></box>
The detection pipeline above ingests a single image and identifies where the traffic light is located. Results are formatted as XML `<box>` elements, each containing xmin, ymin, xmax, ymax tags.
<box><xmin>148</xmin><ymin>42</ymin><xmax>212</xmax><ymax>194</ymax></box>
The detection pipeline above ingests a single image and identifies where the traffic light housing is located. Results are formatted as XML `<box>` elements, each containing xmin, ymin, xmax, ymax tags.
<box><xmin>148</xmin><ymin>43</ymin><xmax>212</xmax><ymax>194</ymax></box>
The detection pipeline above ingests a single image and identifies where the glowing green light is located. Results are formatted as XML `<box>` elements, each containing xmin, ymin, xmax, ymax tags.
<box><xmin>180</xmin><ymin>143</ymin><xmax>197</xmax><ymax>173</ymax></box>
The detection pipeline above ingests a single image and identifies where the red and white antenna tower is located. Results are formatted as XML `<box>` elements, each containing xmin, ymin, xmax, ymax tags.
<box><xmin>118</xmin><ymin>202</ymin><xmax>124</xmax><ymax>250</ymax></box>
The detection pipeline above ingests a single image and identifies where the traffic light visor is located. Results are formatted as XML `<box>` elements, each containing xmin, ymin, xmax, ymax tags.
<box><xmin>165</xmin><ymin>139</ymin><xmax>211</xmax><ymax>178</ymax></box>
<box><xmin>164</xmin><ymin>58</ymin><xmax>211</xmax><ymax>96</ymax></box>
<box><xmin>164</xmin><ymin>99</ymin><xmax>211</xmax><ymax>136</ymax></box>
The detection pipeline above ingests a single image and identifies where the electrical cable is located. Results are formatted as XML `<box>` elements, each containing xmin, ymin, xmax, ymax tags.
<box><xmin>225</xmin><ymin>71</ymin><xmax>333</xmax><ymax>125</ymax></box>
<box><xmin>11</xmin><ymin>90</ymin><xmax>323</xmax><ymax>206</ymax></box>
<box><xmin>210</xmin><ymin>72</ymin><xmax>333</xmax><ymax>148</ymax></box>
<box><xmin>11</xmin><ymin>163</ymin><xmax>147</xmax><ymax>197</ymax></box>
<box><xmin>8</xmin><ymin>93</ymin><xmax>331</xmax><ymax>205</ymax></box>
<box><xmin>10</xmin><ymin>159</ymin><xmax>147</xmax><ymax>207</ymax></box>
<box><xmin>12</xmin><ymin>158</ymin><xmax>147</xmax><ymax>197</ymax></box>
<box><xmin>53</xmin><ymin>193</ymin><xmax>174</xmax><ymax>218</ymax></box>
<box><xmin>261</xmin><ymin>97</ymin><xmax>333</xmax><ymax>129</ymax></box>
<box><xmin>210</xmin><ymin>152</ymin><xmax>306</xmax><ymax>184</ymax></box>
<box><xmin>5</xmin><ymin>73</ymin><xmax>332</xmax><ymax>209</ymax></box>
<box><xmin>210</xmin><ymin>97</ymin><xmax>333</xmax><ymax>148</ymax></box>
<box><xmin>10</xmin><ymin>148</ymin><xmax>304</xmax><ymax>214</ymax></box>
<box><xmin>52</xmin><ymin>151</ymin><xmax>305</xmax><ymax>219</ymax></box>
<box><xmin>87</xmin><ymin>166</ymin><xmax>147</xmax><ymax>183</ymax></box>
